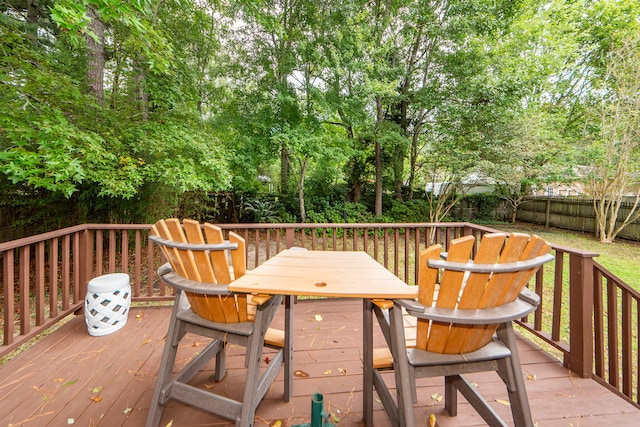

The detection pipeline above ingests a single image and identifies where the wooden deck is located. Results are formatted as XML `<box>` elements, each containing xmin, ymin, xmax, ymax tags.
<box><xmin>1</xmin><ymin>299</ymin><xmax>638</xmax><ymax>427</ymax></box>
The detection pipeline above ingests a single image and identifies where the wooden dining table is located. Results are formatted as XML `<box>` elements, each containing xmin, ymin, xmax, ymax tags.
<box><xmin>229</xmin><ymin>248</ymin><xmax>417</xmax><ymax>426</ymax></box>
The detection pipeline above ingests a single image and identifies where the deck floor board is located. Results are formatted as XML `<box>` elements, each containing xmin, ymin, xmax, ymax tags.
<box><xmin>0</xmin><ymin>299</ymin><xmax>638</xmax><ymax>426</ymax></box>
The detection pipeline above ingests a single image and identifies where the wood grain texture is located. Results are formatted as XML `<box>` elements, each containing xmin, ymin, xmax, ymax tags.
<box><xmin>1</xmin><ymin>301</ymin><xmax>637</xmax><ymax>427</ymax></box>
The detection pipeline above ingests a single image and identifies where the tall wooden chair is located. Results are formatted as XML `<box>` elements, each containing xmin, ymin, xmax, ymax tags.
<box><xmin>146</xmin><ymin>219</ymin><xmax>292</xmax><ymax>427</ymax></box>
<box><xmin>367</xmin><ymin>232</ymin><xmax>553</xmax><ymax>427</ymax></box>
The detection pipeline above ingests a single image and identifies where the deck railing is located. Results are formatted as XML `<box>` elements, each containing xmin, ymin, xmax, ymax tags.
<box><xmin>0</xmin><ymin>222</ymin><xmax>638</xmax><ymax>407</ymax></box>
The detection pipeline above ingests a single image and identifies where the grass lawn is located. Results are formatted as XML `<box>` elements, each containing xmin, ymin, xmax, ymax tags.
<box><xmin>490</xmin><ymin>223</ymin><xmax>640</xmax><ymax>392</ymax></box>
<box><xmin>488</xmin><ymin>222</ymin><xmax>640</xmax><ymax>291</ymax></box>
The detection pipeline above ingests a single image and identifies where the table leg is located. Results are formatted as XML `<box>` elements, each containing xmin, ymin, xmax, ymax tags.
<box><xmin>363</xmin><ymin>298</ymin><xmax>373</xmax><ymax>426</ymax></box>
<box><xmin>284</xmin><ymin>294</ymin><xmax>294</xmax><ymax>400</ymax></box>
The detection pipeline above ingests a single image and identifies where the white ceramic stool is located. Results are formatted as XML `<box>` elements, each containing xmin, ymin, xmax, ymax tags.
<box><xmin>85</xmin><ymin>273</ymin><xmax>131</xmax><ymax>336</ymax></box>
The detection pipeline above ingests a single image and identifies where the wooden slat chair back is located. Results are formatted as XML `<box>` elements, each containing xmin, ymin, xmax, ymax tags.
<box><xmin>151</xmin><ymin>218</ymin><xmax>251</xmax><ymax>323</ymax></box>
<box><xmin>368</xmin><ymin>232</ymin><xmax>553</xmax><ymax>427</ymax></box>
<box><xmin>417</xmin><ymin>232</ymin><xmax>551</xmax><ymax>355</ymax></box>
<box><xmin>146</xmin><ymin>218</ymin><xmax>291</xmax><ymax>427</ymax></box>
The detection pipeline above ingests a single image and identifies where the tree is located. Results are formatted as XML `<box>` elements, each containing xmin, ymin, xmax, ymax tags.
<box><xmin>489</xmin><ymin>108</ymin><xmax>570</xmax><ymax>223</ymax></box>
<box><xmin>586</xmin><ymin>33</ymin><xmax>640</xmax><ymax>243</ymax></box>
<box><xmin>85</xmin><ymin>6</ymin><xmax>105</xmax><ymax>103</ymax></box>
<box><xmin>1</xmin><ymin>0</ymin><xmax>233</xmax><ymax>229</ymax></box>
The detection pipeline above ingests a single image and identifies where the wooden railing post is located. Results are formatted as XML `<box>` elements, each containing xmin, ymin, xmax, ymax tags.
<box><xmin>568</xmin><ymin>251</ymin><xmax>597</xmax><ymax>378</ymax></box>
<box><xmin>285</xmin><ymin>227</ymin><xmax>295</xmax><ymax>248</ymax></box>
<box><xmin>78</xmin><ymin>228</ymin><xmax>94</xmax><ymax>310</ymax></box>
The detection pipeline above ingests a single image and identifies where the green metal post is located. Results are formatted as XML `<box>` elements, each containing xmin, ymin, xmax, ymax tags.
<box><xmin>311</xmin><ymin>393</ymin><xmax>323</xmax><ymax>427</ymax></box>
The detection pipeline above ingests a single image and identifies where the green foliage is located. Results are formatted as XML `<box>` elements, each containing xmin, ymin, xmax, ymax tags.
<box><xmin>176</xmin><ymin>192</ymin><xmax>223</xmax><ymax>223</ymax></box>
<box><xmin>2</xmin><ymin>0</ymin><xmax>639</xmax><ymax>239</ymax></box>
<box><xmin>241</xmin><ymin>196</ymin><xmax>282</xmax><ymax>223</ymax></box>
<box><xmin>385</xmin><ymin>199</ymin><xmax>432</xmax><ymax>223</ymax></box>
<box><xmin>306</xmin><ymin>202</ymin><xmax>374</xmax><ymax>224</ymax></box>
<box><xmin>461</xmin><ymin>193</ymin><xmax>502</xmax><ymax>221</ymax></box>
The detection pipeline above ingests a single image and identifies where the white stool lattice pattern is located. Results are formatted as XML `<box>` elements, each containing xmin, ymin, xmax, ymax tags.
<box><xmin>85</xmin><ymin>274</ymin><xmax>131</xmax><ymax>336</ymax></box>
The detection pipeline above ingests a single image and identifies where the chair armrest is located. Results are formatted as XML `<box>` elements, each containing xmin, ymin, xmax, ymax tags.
<box><xmin>518</xmin><ymin>287</ymin><xmax>540</xmax><ymax>306</ymax></box>
<box><xmin>158</xmin><ymin>267</ymin><xmax>232</xmax><ymax>295</ymax></box>
<box><xmin>370</xmin><ymin>299</ymin><xmax>394</xmax><ymax>309</ymax></box>
<box><xmin>427</xmin><ymin>253</ymin><xmax>554</xmax><ymax>274</ymax></box>
<box><xmin>150</xmin><ymin>234</ymin><xmax>237</xmax><ymax>252</ymax></box>
<box><xmin>158</xmin><ymin>265</ymin><xmax>272</xmax><ymax>305</ymax></box>
<box><xmin>398</xmin><ymin>296</ymin><xmax>538</xmax><ymax>325</ymax></box>
<box><xmin>158</xmin><ymin>262</ymin><xmax>173</xmax><ymax>276</ymax></box>
<box><xmin>395</xmin><ymin>298</ymin><xmax>426</xmax><ymax>312</ymax></box>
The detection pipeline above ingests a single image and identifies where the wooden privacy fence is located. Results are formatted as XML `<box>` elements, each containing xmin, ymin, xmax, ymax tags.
<box><xmin>517</xmin><ymin>197</ymin><xmax>640</xmax><ymax>241</ymax></box>
<box><xmin>0</xmin><ymin>222</ymin><xmax>638</xmax><ymax>407</ymax></box>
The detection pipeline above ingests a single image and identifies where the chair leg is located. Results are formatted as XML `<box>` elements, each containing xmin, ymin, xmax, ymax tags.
<box><xmin>363</xmin><ymin>299</ymin><xmax>374</xmax><ymax>426</ymax></box>
<box><xmin>146</xmin><ymin>296</ymin><xmax>184</xmax><ymax>427</ymax></box>
<box><xmin>237</xmin><ymin>300</ymin><xmax>274</xmax><ymax>427</ymax></box>
<box><xmin>389</xmin><ymin>305</ymin><xmax>415</xmax><ymax>427</ymax></box>
<box><xmin>496</xmin><ymin>323</ymin><xmax>534</xmax><ymax>427</ymax></box>
<box><xmin>450</xmin><ymin>375</ymin><xmax>507</xmax><ymax>427</ymax></box>
<box><xmin>444</xmin><ymin>375</ymin><xmax>458</xmax><ymax>416</ymax></box>
<box><xmin>284</xmin><ymin>295</ymin><xmax>294</xmax><ymax>402</ymax></box>
<box><xmin>373</xmin><ymin>369</ymin><xmax>400</xmax><ymax>426</ymax></box>
<box><xmin>410</xmin><ymin>367</ymin><xmax>418</xmax><ymax>404</ymax></box>
<box><xmin>238</xmin><ymin>340</ymin><xmax>262</xmax><ymax>426</ymax></box>
<box><xmin>214</xmin><ymin>345</ymin><xmax>226</xmax><ymax>381</ymax></box>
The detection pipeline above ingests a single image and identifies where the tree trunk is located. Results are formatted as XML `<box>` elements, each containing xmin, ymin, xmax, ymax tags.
<box><xmin>407</xmin><ymin>118</ymin><xmax>425</xmax><ymax>200</ymax></box>
<box><xmin>298</xmin><ymin>180</ymin><xmax>306</xmax><ymax>222</ymax></box>
<box><xmin>280</xmin><ymin>148</ymin><xmax>290</xmax><ymax>194</ymax></box>
<box><xmin>85</xmin><ymin>7</ymin><xmax>105</xmax><ymax>104</ymax></box>
<box><xmin>393</xmin><ymin>143</ymin><xmax>405</xmax><ymax>200</ymax></box>
<box><xmin>375</xmin><ymin>97</ymin><xmax>383</xmax><ymax>216</ymax></box>
<box><xmin>352</xmin><ymin>182</ymin><xmax>362</xmax><ymax>202</ymax></box>
<box><xmin>26</xmin><ymin>0</ymin><xmax>39</xmax><ymax>41</ymax></box>
<box><xmin>135</xmin><ymin>56</ymin><xmax>149</xmax><ymax>120</ymax></box>
<box><xmin>298</xmin><ymin>156</ymin><xmax>308</xmax><ymax>222</ymax></box>
<box><xmin>407</xmin><ymin>132</ymin><xmax>418</xmax><ymax>200</ymax></box>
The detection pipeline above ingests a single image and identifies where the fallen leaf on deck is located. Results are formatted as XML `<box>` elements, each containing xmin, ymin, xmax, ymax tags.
<box><xmin>337</xmin><ymin>368</ymin><xmax>347</xmax><ymax>375</ymax></box>
<box><xmin>123</xmin><ymin>407</ymin><xmax>132</xmax><ymax>415</ymax></box>
<box><xmin>269</xmin><ymin>420</ymin><xmax>283</xmax><ymax>427</ymax></box>
<box><xmin>429</xmin><ymin>413</ymin><xmax>437</xmax><ymax>427</ymax></box>
<box><xmin>67</xmin><ymin>418</ymin><xmax>74</xmax><ymax>425</ymax></box>
<box><xmin>90</xmin><ymin>396</ymin><xmax>103</xmax><ymax>403</ymax></box>
<box><xmin>528</xmin><ymin>374</ymin><xmax>537</xmax><ymax>381</ymax></box>
<box><xmin>192</xmin><ymin>341</ymin><xmax>202</xmax><ymax>347</ymax></box>
<box><xmin>496</xmin><ymin>399</ymin><xmax>511</xmax><ymax>406</ymax></box>
<box><xmin>204</xmin><ymin>383</ymin><xmax>215</xmax><ymax>389</ymax></box>
<box><xmin>315</xmin><ymin>314</ymin><xmax>323</xmax><ymax>321</ymax></box>
<box><xmin>92</xmin><ymin>386</ymin><xmax>103</xmax><ymax>394</ymax></box>
<box><xmin>294</xmin><ymin>370</ymin><xmax>310</xmax><ymax>377</ymax></box>
<box><xmin>430</xmin><ymin>392</ymin><xmax>442</xmax><ymax>402</ymax></box>
<box><xmin>165</xmin><ymin>420</ymin><xmax>173</xmax><ymax>427</ymax></box>
<box><xmin>136</xmin><ymin>313</ymin><xmax>143</xmax><ymax>321</ymax></box>
<box><xmin>62</xmin><ymin>379</ymin><xmax>78</xmax><ymax>387</ymax></box>
<box><xmin>323</xmin><ymin>369</ymin><xmax>332</xmax><ymax>375</ymax></box>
